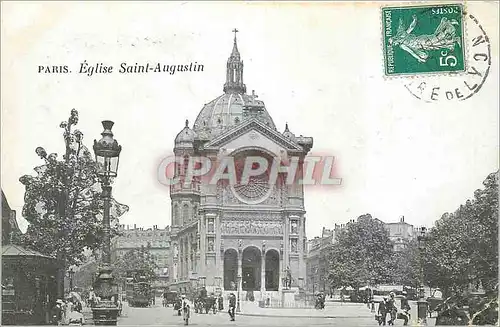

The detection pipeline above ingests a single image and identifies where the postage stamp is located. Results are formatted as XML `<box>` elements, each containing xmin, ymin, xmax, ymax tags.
<box><xmin>382</xmin><ymin>4</ymin><xmax>466</xmax><ymax>76</ymax></box>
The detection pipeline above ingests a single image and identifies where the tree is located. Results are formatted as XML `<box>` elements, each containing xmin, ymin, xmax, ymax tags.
<box><xmin>325</xmin><ymin>214</ymin><xmax>395</xmax><ymax>291</ymax></box>
<box><xmin>19</xmin><ymin>110</ymin><xmax>129</xmax><ymax>282</ymax></box>
<box><xmin>422</xmin><ymin>171</ymin><xmax>499</xmax><ymax>297</ymax></box>
<box><xmin>388</xmin><ymin>239</ymin><xmax>421</xmax><ymax>288</ymax></box>
<box><xmin>113</xmin><ymin>245</ymin><xmax>159</xmax><ymax>285</ymax></box>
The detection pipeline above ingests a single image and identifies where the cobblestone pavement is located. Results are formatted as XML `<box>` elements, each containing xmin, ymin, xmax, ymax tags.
<box><xmin>115</xmin><ymin>299</ymin><xmax>378</xmax><ymax>326</ymax></box>
<box><xmin>82</xmin><ymin>298</ymin><xmax>440</xmax><ymax>326</ymax></box>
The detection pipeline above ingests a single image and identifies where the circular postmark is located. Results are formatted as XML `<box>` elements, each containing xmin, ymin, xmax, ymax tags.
<box><xmin>405</xmin><ymin>13</ymin><xmax>491</xmax><ymax>102</ymax></box>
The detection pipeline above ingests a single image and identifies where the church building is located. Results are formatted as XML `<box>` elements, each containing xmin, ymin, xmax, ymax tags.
<box><xmin>167</xmin><ymin>30</ymin><xmax>313</xmax><ymax>300</ymax></box>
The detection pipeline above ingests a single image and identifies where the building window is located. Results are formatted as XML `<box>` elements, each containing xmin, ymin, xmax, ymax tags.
<box><xmin>207</xmin><ymin>218</ymin><xmax>214</xmax><ymax>233</ymax></box>
<box><xmin>174</xmin><ymin>204</ymin><xmax>180</xmax><ymax>226</ymax></box>
<box><xmin>182</xmin><ymin>204</ymin><xmax>189</xmax><ymax>223</ymax></box>
<box><xmin>207</xmin><ymin>237</ymin><xmax>214</xmax><ymax>252</ymax></box>
<box><xmin>183</xmin><ymin>155</ymin><xmax>189</xmax><ymax>176</ymax></box>
<box><xmin>193</xmin><ymin>205</ymin><xmax>198</xmax><ymax>220</ymax></box>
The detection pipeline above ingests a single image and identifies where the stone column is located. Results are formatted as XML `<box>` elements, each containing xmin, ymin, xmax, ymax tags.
<box><xmin>215</xmin><ymin>214</ymin><xmax>222</xmax><ymax>282</ymax></box>
<box><xmin>284</xmin><ymin>214</ymin><xmax>290</xmax><ymax>273</ymax></box>
<box><xmin>261</xmin><ymin>251</ymin><xmax>266</xmax><ymax>295</ymax></box>
<box><xmin>200</xmin><ymin>215</ymin><xmax>206</xmax><ymax>276</ymax></box>
<box><xmin>298</xmin><ymin>215</ymin><xmax>305</xmax><ymax>283</ymax></box>
<box><xmin>279</xmin><ymin>245</ymin><xmax>284</xmax><ymax>291</ymax></box>
<box><xmin>187</xmin><ymin>236</ymin><xmax>191</xmax><ymax>277</ymax></box>
<box><xmin>237</xmin><ymin>251</ymin><xmax>242</xmax><ymax>290</ymax></box>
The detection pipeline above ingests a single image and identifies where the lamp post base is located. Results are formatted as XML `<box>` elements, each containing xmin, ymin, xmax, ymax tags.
<box><xmin>417</xmin><ymin>298</ymin><xmax>428</xmax><ymax>325</ymax></box>
<box><xmin>92</xmin><ymin>300</ymin><xmax>119</xmax><ymax>326</ymax></box>
<box><xmin>92</xmin><ymin>266</ymin><xmax>119</xmax><ymax>325</ymax></box>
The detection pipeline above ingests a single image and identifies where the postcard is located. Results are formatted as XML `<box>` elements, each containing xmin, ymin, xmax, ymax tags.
<box><xmin>1</xmin><ymin>2</ymin><xmax>498</xmax><ymax>326</ymax></box>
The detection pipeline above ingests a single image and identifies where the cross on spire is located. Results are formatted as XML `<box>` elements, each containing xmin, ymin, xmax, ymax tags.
<box><xmin>232</xmin><ymin>28</ymin><xmax>239</xmax><ymax>41</ymax></box>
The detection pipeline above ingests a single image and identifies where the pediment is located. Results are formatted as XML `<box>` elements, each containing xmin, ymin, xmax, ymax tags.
<box><xmin>202</xmin><ymin>119</ymin><xmax>304</xmax><ymax>154</ymax></box>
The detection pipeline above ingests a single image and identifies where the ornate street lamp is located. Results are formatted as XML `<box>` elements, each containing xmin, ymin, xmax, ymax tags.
<box><xmin>68</xmin><ymin>267</ymin><xmax>75</xmax><ymax>292</ymax></box>
<box><xmin>416</xmin><ymin>226</ymin><xmax>428</xmax><ymax>325</ymax></box>
<box><xmin>236</xmin><ymin>275</ymin><xmax>241</xmax><ymax>313</ymax></box>
<box><xmin>92</xmin><ymin>121</ymin><xmax>122</xmax><ymax>325</ymax></box>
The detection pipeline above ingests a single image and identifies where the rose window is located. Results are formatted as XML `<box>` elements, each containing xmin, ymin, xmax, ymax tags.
<box><xmin>231</xmin><ymin>153</ymin><xmax>273</xmax><ymax>204</ymax></box>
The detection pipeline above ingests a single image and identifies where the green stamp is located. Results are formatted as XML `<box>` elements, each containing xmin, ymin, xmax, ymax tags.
<box><xmin>382</xmin><ymin>4</ymin><xmax>465</xmax><ymax>76</ymax></box>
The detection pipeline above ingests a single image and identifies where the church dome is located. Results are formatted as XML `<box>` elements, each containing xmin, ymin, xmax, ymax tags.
<box><xmin>193</xmin><ymin>92</ymin><xmax>276</xmax><ymax>139</ymax></box>
<box><xmin>192</xmin><ymin>29</ymin><xmax>276</xmax><ymax>140</ymax></box>
<box><xmin>175</xmin><ymin>119</ymin><xmax>196</xmax><ymax>148</ymax></box>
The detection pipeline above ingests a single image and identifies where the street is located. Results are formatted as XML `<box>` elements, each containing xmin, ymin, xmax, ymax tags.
<box><xmin>112</xmin><ymin>298</ymin><xmax>377</xmax><ymax>326</ymax></box>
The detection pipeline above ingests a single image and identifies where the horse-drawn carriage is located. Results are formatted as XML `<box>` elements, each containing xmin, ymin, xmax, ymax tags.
<box><xmin>162</xmin><ymin>291</ymin><xmax>177</xmax><ymax>307</ymax></box>
<box><xmin>192</xmin><ymin>287</ymin><xmax>217</xmax><ymax>314</ymax></box>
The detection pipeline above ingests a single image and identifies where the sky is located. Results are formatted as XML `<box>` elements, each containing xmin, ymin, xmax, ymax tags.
<box><xmin>1</xmin><ymin>1</ymin><xmax>499</xmax><ymax>238</ymax></box>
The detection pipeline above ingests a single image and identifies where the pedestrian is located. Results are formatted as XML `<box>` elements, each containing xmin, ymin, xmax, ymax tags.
<box><xmin>377</xmin><ymin>298</ymin><xmax>388</xmax><ymax>326</ymax></box>
<box><xmin>180</xmin><ymin>295</ymin><xmax>191</xmax><ymax>326</ymax></box>
<box><xmin>400</xmin><ymin>291</ymin><xmax>411</xmax><ymax>326</ymax></box>
<box><xmin>386</xmin><ymin>292</ymin><xmax>397</xmax><ymax>325</ymax></box>
<box><xmin>51</xmin><ymin>300</ymin><xmax>64</xmax><ymax>325</ymax></box>
<box><xmin>228</xmin><ymin>293</ymin><xmax>236</xmax><ymax>321</ymax></box>
<box><xmin>67</xmin><ymin>305</ymin><xmax>85</xmax><ymax>325</ymax></box>
<box><xmin>218</xmin><ymin>294</ymin><xmax>224</xmax><ymax>311</ymax></box>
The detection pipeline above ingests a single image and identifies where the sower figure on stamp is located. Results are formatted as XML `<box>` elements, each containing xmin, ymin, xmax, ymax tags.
<box><xmin>389</xmin><ymin>15</ymin><xmax>461</xmax><ymax>63</ymax></box>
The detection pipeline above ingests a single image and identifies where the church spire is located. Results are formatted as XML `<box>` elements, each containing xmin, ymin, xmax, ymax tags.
<box><xmin>230</xmin><ymin>28</ymin><xmax>240</xmax><ymax>59</ymax></box>
<box><xmin>223</xmin><ymin>28</ymin><xmax>246</xmax><ymax>94</ymax></box>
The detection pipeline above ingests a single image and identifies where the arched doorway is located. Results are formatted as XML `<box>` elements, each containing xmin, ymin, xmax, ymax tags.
<box><xmin>223</xmin><ymin>249</ymin><xmax>238</xmax><ymax>291</ymax></box>
<box><xmin>265</xmin><ymin>250</ymin><xmax>279</xmax><ymax>291</ymax></box>
<box><xmin>242</xmin><ymin>246</ymin><xmax>261</xmax><ymax>291</ymax></box>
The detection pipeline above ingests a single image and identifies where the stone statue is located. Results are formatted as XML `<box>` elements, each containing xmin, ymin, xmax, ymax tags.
<box><xmin>174</xmin><ymin>244</ymin><xmax>179</xmax><ymax>257</ymax></box>
<box><xmin>238</xmin><ymin>239</ymin><xmax>242</xmax><ymax>252</ymax></box>
<box><xmin>208</xmin><ymin>219</ymin><xmax>214</xmax><ymax>233</ymax></box>
<box><xmin>208</xmin><ymin>239</ymin><xmax>214</xmax><ymax>252</ymax></box>
<box><xmin>285</xmin><ymin>266</ymin><xmax>292</xmax><ymax>289</ymax></box>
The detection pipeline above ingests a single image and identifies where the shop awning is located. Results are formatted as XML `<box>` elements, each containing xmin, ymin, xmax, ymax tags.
<box><xmin>2</xmin><ymin>244</ymin><xmax>55</xmax><ymax>259</ymax></box>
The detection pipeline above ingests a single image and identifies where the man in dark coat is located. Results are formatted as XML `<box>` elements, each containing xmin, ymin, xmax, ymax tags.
<box><xmin>218</xmin><ymin>294</ymin><xmax>224</xmax><ymax>311</ymax></box>
<box><xmin>378</xmin><ymin>298</ymin><xmax>388</xmax><ymax>326</ymax></box>
<box><xmin>400</xmin><ymin>291</ymin><xmax>411</xmax><ymax>326</ymax></box>
<box><xmin>228</xmin><ymin>293</ymin><xmax>236</xmax><ymax>321</ymax></box>
<box><xmin>386</xmin><ymin>292</ymin><xmax>397</xmax><ymax>325</ymax></box>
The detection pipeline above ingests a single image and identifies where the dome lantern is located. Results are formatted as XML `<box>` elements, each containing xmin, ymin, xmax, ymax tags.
<box><xmin>223</xmin><ymin>28</ymin><xmax>246</xmax><ymax>94</ymax></box>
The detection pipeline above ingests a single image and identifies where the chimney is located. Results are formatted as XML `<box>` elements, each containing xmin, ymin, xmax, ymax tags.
<box><xmin>400</xmin><ymin>215</ymin><xmax>405</xmax><ymax>223</ymax></box>
<box><xmin>134</xmin><ymin>224</ymin><xmax>137</xmax><ymax>230</ymax></box>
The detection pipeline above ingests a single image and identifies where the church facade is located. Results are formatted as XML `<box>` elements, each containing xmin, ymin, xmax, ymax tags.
<box><xmin>167</xmin><ymin>31</ymin><xmax>313</xmax><ymax>299</ymax></box>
